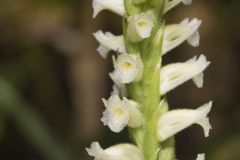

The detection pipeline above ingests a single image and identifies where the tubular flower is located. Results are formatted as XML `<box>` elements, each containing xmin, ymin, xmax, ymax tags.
<box><xmin>157</xmin><ymin>101</ymin><xmax>212</xmax><ymax>141</ymax></box>
<box><xmin>164</xmin><ymin>0</ymin><xmax>192</xmax><ymax>13</ymax></box>
<box><xmin>162</xmin><ymin>18</ymin><xmax>202</xmax><ymax>55</ymax></box>
<box><xmin>86</xmin><ymin>142</ymin><xmax>143</xmax><ymax>160</ymax></box>
<box><xmin>93</xmin><ymin>31</ymin><xmax>126</xmax><ymax>58</ymax></box>
<box><xmin>127</xmin><ymin>11</ymin><xmax>156</xmax><ymax>42</ymax></box>
<box><xmin>92</xmin><ymin>0</ymin><xmax>125</xmax><ymax>18</ymax></box>
<box><xmin>160</xmin><ymin>54</ymin><xmax>210</xmax><ymax>95</ymax></box>
<box><xmin>113</xmin><ymin>54</ymin><xmax>143</xmax><ymax>84</ymax></box>
<box><xmin>101</xmin><ymin>95</ymin><xmax>143</xmax><ymax>132</ymax></box>
<box><xmin>196</xmin><ymin>153</ymin><xmax>205</xmax><ymax>160</ymax></box>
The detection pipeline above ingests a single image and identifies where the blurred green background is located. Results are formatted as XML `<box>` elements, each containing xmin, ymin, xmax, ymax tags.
<box><xmin>0</xmin><ymin>0</ymin><xmax>240</xmax><ymax>160</ymax></box>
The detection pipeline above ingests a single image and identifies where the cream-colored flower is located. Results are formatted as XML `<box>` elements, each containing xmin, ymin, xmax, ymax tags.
<box><xmin>157</xmin><ymin>101</ymin><xmax>212</xmax><ymax>141</ymax></box>
<box><xmin>162</xmin><ymin>18</ymin><xmax>202</xmax><ymax>55</ymax></box>
<box><xmin>164</xmin><ymin>0</ymin><xmax>192</xmax><ymax>13</ymax></box>
<box><xmin>196</xmin><ymin>153</ymin><xmax>205</xmax><ymax>160</ymax></box>
<box><xmin>109</xmin><ymin>71</ymin><xmax>128</xmax><ymax>97</ymax></box>
<box><xmin>127</xmin><ymin>11</ymin><xmax>156</xmax><ymax>42</ymax></box>
<box><xmin>160</xmin><ymin>54</ymin><xmax>210</xmax><ymax>95</ymax></box>
<box><xmin>86</xmin><ymin>142</ymin><xmax>143</xmax><ymax>160</ymax></box>
<box><xmin>92</xmin><ymin>0</ymin><xmax>125</xmax><ymax>18</ymax></box>
<box><xmin>93</xmin><ymin>31</ymin><xmax>126</xmax><ymax>58</ymax></box>
<box><xmin>113</xmin><ymin>54</ymin><xmax>143</xmax><ymax>84</ymax></box>
<box><xmin>101</xmin><ymin>95</ymin><xmax>143</xmax><ymax>132</ymax></box>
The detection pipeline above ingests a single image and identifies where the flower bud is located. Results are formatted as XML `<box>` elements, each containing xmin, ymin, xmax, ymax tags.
<box><xmin>157</xmin><ymin>101</ymin><xmax>212</xmax><ymax>141</ymax></box>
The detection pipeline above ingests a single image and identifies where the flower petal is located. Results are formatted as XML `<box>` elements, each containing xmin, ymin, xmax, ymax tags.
<box><xmin>101</xmin><ymin>95</ymin><xmax>143</xmax><ymax>132</ymax></box>
<box><xmin>123</xmin><ymin>97</ymin><xmax>143</xmax><ymax>128</ymax></box>
<box><xmin>162</xmin><ymin>18</ymin><xmax>202</xmax><ymax>55</ymax></box>
<box><xmin>196</xmin><ymin>153</ymin><xmax>205</xmax><ymax>160</ymax></box>
<box><xmin>101</xmin><ymin>95</ymin><xmax>129</xmax><ymax>132</ymax></box>
<box><xmin>109</xmin><ymin>71</ymin><xmax>128</xmax><ymax>97</ymax></box>
<box><xmin>164</xmin><ymin>0</ymin><xmax>192</xmax><ymax>13</ymax></box>
<box><xmin>160</xmin><ymin>54</ymin><xmax>210</xmax><ymax>94</ymax></box>
<box><xmin>157</xmin><ymin>101</ymin><xmax>212</xmax><ymax>141</ymax></box>
<box><xmin>92</xmin><ymin>0</ymin><xmax>125</xmax><ymax>18</ymax></box>
<box><xmin>93</xmin><ymin>31</ymin><xmax>126</xmax><ymax>58</ymax></box>
<box><xmin>114</xmin><ymin>54</ymin><xmax>143</xmax><ymax>84</ymax></box>
<box><xmin>127</xmin><ymin>11</ymin><xmax>156</xmax><ymax>42</ymax></box>
<box><xmin>187</xmin><ymin>31</ymin><xmax>200</xmax><ymax>47</ymax></box>
<box><xmin>86</xmin><ymin>142</ymin><xmax>143</xmax><ymax>160</ymax></box>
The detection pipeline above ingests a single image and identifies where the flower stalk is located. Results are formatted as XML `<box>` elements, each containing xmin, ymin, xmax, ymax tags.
<box><xmin>87</xmin><ymin>0</ymin><xmax>212</xmax><ymax>160</ymax></box>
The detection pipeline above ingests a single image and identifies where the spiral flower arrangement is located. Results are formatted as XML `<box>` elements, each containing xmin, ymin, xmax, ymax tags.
<box><xmin>87</xmin><ymin>0</ymin><xmax>212</xmax><ymax>160</ymax></box>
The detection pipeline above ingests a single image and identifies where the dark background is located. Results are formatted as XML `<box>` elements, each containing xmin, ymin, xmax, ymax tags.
<box><xmin>0</xmin><ymin>0</ymin><xmax>239</xmax><ymax>160</ymax></box>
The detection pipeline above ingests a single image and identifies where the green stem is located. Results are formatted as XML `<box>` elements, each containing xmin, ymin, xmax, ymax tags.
<box><xmin>123</xmin><ymin>0</ymin><xmax>175</xmax><ymax>159</ymax></box>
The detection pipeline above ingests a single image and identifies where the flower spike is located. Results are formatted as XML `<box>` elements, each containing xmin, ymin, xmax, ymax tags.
<box><xmin>160</xmin><ymin>54</ymin><xmax>210</xmax><ymax>94</ymax></box>
<box><xmin>93</xmin><ymin>31</ymin><xmax>126</xmax><ymax>58</ymax></box>
<box><xmin>86</xmin><ymin>142</ymin><xmax>143</xmax><ymax>160</ymax></box>
<box><xmin>92</xmin><ymin>0</ymin><xmax>125</xmax><ymax>18</ymax></box>
<box><xmin>157</xmin><ymin>101</ymin><xmax>212</xmax><ymax>141</ymax></box>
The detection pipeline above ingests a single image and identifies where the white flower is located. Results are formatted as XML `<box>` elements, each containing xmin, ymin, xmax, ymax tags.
<box><xmin>162</xmin><ymin>18</ymin><xmax>202</xmax><ymax>55</ymax></box>
<box><xmin>157</xmin><ymin>101</ymin><xmax>212</xmax><ymax>141</ymax></box>
<box><xmin>86</xmin><ymin>142</ymin><xmax>143</xmax><ymax>160</ymax></box>
<box><xmin>196</xmin><ymin>153</ymin><xmax>205</xmax><ymax>160</ymax></box>
<box><xmin>109</xmin><ymin>71</ymin><xmax>128</xmax><ymax>97</ymax></box>
<box><xmin>101</xmin><ymin>95</ymin><xmax>143</xmax><ymax>132</ymax></box>
<box><xmin>113</xmin><ymin>54</ymin><xmax>143</xmax><ymax>84</ymax></box>
<box><xmin>160</xmin><ymin>54</ymin><xmax>210</xmax><ymax>95</ymax></box>
<box><xmin>127</xmin><ymin>11</ymin><xmax>156</xmax><ymax>42</ymax></box>
<box><xmin>164</xmin><ymin>0</ymin><xmax>192</xmax><ymax>13</ymax></box>
<box><xmin>92</xmin><ymin>0</ymin><xmax>125</xmax><ymax>18</ymax></box>
<box><xmin>93</xmin><ymin>31</ymin><xmax>126</xmax><ymax>58</ymax></box>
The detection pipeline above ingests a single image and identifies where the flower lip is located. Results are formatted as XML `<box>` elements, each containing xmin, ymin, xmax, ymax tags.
<box><xmin>101</xmin><ymin>95</ymin><xmax>143</xmax><ymax>132</ymax></box>
<box><xmin>113</xmin><ymin>54</ymin><xmax>143</xmax><ymax>84</ymax></box>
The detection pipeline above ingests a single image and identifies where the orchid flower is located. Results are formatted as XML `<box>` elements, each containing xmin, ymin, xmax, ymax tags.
<box><xmin>157</xmin><ymin>101</ymin><xmax>212</xmax><ymax>141</ymax></box>
<box><xmin>160</xmin><ymin>54</ymin><xmax>210</xmax><ymax>94</ymax></box>
<box><xmin>86</xmin><ymin>142</ymin><xmax>143</xmax><ymax>160</ymax></box>
<box><xmin>93</xmin><ymin>31</ymin><xmax>126</xmax><ymax>58</ymax></box>
<box><xmin>113</xmin><ymin>54</ymin><xmax>143</xmax><ymax>84</ymax></box>
<box><xmin>101</xmin><ymin>95</ymin><xmax>143</xmax><ymax>132</ymax></box>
